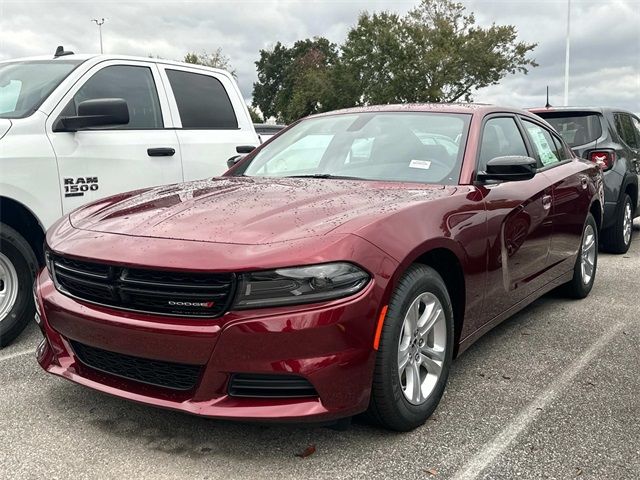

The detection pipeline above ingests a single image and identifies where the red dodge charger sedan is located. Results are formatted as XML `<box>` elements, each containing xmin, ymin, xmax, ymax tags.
<box><xmin>36</xmin><ymin>104</ymin><xmax>603</xmax><ymax>431</ymax></box>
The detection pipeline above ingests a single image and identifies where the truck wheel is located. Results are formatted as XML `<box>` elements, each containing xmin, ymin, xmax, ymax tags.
<box><xmin>366</xmin><ymin>264</ymin><xmax>454</xmax><ymax>431</ymax></box>
<box><xmin>602</xmin><ymin>193</ymin><xmax>633</xmax><ymax>254</ymax></box>
<box><xmin>0</xmin><ymin>224</ymin><xmax>38</xmax><ymax>347</ymax></box>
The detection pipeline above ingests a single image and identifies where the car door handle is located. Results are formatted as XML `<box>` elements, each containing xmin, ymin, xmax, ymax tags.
<box><xmin>147</xmin><ymin>147</ymin><xmax>175</xmax><ymax>157</ymax></box>
<box><xmin>542</xmin><ymin>194</ymin><xmax>552</xmax><ymax>210</ymax></box>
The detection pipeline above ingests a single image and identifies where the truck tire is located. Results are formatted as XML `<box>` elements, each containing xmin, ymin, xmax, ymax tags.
<box><xmin>0</xmin><ymin>224</ymin><xmax>38</xmax><ymax>347</ymax></box>
<box><xmin>601</xmin><ymin>193</ymin><xmax>633</xmax><ymax>254</ymax></box>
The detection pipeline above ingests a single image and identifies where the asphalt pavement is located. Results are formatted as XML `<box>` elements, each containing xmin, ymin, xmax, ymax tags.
<box><xmin>2</xmin><ymin>221</ymin><xmax>639</xmax><ymax>480</ymax></box>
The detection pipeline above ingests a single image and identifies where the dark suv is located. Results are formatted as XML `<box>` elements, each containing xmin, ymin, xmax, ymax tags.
<box><xmin>531</xmin><ymin>107</ymin><xmax>640</xmax><ymax>253</ymax></box>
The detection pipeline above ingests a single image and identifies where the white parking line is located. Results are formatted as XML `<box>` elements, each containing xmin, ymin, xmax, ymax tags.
<box><xmin>451</xmin><ymin>322</ymin><xmax>625</xmax><ymax>480</ymax></box>
<box><xmin>0</xmin><ymin>348</ymin><xmax>34</xmax><ymax>363</ymax></box>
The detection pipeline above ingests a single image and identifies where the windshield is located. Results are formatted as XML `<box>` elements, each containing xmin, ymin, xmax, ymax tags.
<box><xmin>0</xmin><ymin>60</ymin><xmax>83</xmax><ymax>118</ymax></box>
<box><xmin>240</xmin><ymin>112</ymin><xmax>471</xmax><ymax>185</ymax></box>
<box><xmin>537</xmin><ymin>112</ymin><xmax>603</xmax><ymax>147</ymax></box>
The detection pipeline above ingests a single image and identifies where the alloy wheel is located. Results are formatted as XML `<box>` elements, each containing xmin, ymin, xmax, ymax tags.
<box><xmin>580</xmin><ymin>224</ymin><xmax>596</xmax><ymax>285</ymax></box>
<box><xmin>397</xmin><ymin>292</ymin><xmax>447</xmax><ymax>405</ymax></box>
<box><xmin>623</xmin><ymin>201</ymin><xmax>632</xmax><ymax>247</ymax></box>
<box><xmin>0</xmin><ymin>252</ymin><xmax>19</xmax><ymax>321</ymax></box>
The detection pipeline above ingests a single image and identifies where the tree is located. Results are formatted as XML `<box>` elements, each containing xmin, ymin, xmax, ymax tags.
<box><xmin>184</xmin><ymin>49</ymin><xmax>236</xmax><ymax>77</ymax></box>
<box><xmin>252</xmin><ymin>0</ymin><xmax>538</xmax><ymax>122</ymax></box>
<box><xmin>252</xmin><ymin>38</ymin><xmax>339</xmax><ymax>123</ymax></box>
<box><xmin>341</xmin><ymin>0</ymin><xmax>538</xmax><ymax>103</ymax></box>
<box><xmin>247</xmin><ymin>105</ymin><xmax>263</xmax><ymax>123</ymax></box>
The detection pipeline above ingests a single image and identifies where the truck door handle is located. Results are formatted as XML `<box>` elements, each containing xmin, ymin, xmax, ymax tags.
<box><xmin>542</xmin><ymin>194</ymin><xmax>552</xmax><ymax>210</ymax></box>
<box><xmin>147</xmin><ymin>147</ymin><xmax>175</xmax><ymax>157</ymax></box>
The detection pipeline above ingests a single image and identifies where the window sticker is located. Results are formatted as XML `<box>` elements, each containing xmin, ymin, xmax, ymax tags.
<box><xmin>409</xmin><ymin>159</ymin><xmax>432</xmax><ymax>170</ymax></box>
<box><xmin>527</xmin><ymin>126</ymin><xmax>558</xmax><ymax>166</ymax></box>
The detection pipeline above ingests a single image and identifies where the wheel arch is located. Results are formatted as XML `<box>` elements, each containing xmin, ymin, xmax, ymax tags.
<box><xmin>0</xmin><ymin>196</ymin><xmax>46</xmax><ymax>265</ymax></box>
<box><xmin>589</xmin><ymin>198</ymin><xmax>603</xmax><ymax>232</ymax></box>
<box><xmin>391</xmin><ymin>240</ymin><xmax>467</xmax><ymax>357</ymax></box>
<box><xmin>623</xmin><ymin>175</ymin><xmax>638</xmax><ymax>216</ymax></box>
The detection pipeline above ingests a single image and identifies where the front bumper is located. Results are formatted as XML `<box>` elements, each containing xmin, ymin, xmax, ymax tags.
<box><xmin>36</xmin><ymin>268</ymin><xmax>384</xmax><ymax>422</ymax></box>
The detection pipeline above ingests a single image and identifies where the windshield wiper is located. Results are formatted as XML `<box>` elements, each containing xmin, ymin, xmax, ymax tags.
<box><xmin>285</xmin><ymin>174</ymin><xmax>365</xmax><ymax>180</ymax></box>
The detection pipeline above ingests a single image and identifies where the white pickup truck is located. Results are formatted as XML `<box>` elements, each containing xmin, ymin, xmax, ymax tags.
<box><xmin>0</xmin><ymin>48</ymin><xmax>260</xmax><ymax>346</ymax></box>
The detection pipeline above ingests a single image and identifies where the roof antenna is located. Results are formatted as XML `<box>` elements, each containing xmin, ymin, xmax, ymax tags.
<box><xmin>545</xmin><ymin>86</ymin><xmax>552</xmax><ymax>109</ymax></box>
<box><xmin>54</xmin><ymin>45</ymin><xmax>74</xmax><ymax>58</ymax></box>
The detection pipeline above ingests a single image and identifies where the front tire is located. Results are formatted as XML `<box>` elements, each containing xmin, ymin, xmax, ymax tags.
<box><xmin>0</xmin><ymin>224</ymin><xmax>38</xmax><ymax>347</ymax></box>
<box><xmin>563</xmin><ymin>213</ymin><xmax>598</xmax><ymax>299</ymax></box>
<box><xmin>602</xmin><ymin>193</ymin><xmax>633</xmax><ymax>254</ymax></box>
<box><xmin>367</xmin><ymin>264</ymin><xmax>454</xmax><ymax>431</ymax></box>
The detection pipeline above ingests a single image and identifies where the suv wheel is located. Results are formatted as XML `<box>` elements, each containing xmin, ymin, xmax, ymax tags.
<box><xmin>366</xmin><ymin>264</ymin><xmax>454</xmax><ymax>431</ymax></box>
<box><xmin>602</xmin><ymin>193</ymin><xmax>633</xmax><ymax>254</ymax></box>
<box><xmin>0</xmin><ymin>224</ymin><xmax>38</xmax><ymax>347</ymax></box>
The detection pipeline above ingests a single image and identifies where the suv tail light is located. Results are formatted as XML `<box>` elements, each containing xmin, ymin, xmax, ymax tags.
<box><xmin>588</xmin><ymin>150</ymin><xmax>615</xmax><ymax>171</ymax></box>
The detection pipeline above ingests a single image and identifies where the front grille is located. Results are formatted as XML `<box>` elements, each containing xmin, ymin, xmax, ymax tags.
<box><xmin>71</xmin><ymin>340</ymin><xmax>202</xmax><ymax>391</ymax></box>
<box><xmin>228</xmin><ymin>374</ymin><xmax>318</xmax><ymax>398</ymax></box>
<box><xmin>50</xmin><ymin>254</ymin><xmax>235</xmax><ymax>317</ymax></box>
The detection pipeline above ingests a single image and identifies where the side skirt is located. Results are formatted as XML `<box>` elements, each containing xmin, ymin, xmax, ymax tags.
<box><xmin>456</xmin><ymin>269</ymin><xmax>574</xmax><ymax>357</ymax></box>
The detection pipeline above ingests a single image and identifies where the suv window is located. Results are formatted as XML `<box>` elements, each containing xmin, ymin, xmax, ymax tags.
<box><xmin>66</xmin><ymin>65</ymin><xmax>163</xmax><ymax>129</ymax></box>
<box><xmin>522</xmin><ymin>120</ymin><xmax>561</xmax><ymax>167</ymax></box>
<box><xmin>614</xmin><ymin>113</ymin><xmax>640</xmax><ymax>149</ymax></box>
<box><xmin>537</xmin><ymin>112</ymin><xmax>602</xmax><ymax>147</ymax></box>
<box><xmin>479</xmin><ymin>117</ymin><xmax>528</xmax><ymax>171</ymax></box>
<box><xmin>166</xmin><ymin>69</ymin><xmax>238</xmax><ymax>129</ymax></box>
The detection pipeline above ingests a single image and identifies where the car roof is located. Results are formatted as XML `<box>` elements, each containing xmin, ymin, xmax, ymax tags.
<box><xmin>0</xmin><ymin>53</ymin><xmax>232</xmax><ymax>76</ymax></box>
<box><xmin>529</xmin><ymin>106</ymin><xmax>636</xmax><ymax>115</ymax></box>
<box><xmin>309</xmin><ymin>103</ymin><xmax>536</xmax><ymax>118</ymax></box>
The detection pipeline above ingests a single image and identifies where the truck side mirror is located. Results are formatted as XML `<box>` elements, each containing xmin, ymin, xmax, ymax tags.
<box><xmin>227</xmin><ymin>154</ymin><xmax>245</xmax><ymax>169</ymax></box>
<box><xmin>53</xmin><ymin>98</ymin><xmax>129</xmax><ymax>132</ymax></box>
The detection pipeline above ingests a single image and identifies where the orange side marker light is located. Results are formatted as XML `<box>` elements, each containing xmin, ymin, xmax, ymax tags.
<box><xmin>373</xmin><ymin>305</ymin><xmax>389</xmax><ymax>350</ymax></box>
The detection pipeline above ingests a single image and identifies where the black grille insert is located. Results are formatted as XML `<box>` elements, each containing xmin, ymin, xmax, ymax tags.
<box><xmin>71</xmin><ymin>341</ymin><xmax>202</xmax><ymax>391</ymax></box>
<box><xmin>51</xmin><ymin>255</ymin><xmax>235</xmax><ymax>317</ymax></box>
<box><xmin>228</xmin><ymin>374</ymin><xmax>318</xmax><ymax>398</ymax></box>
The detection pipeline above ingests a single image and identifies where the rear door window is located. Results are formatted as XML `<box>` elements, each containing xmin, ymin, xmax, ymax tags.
<box><xmin>166</xmin><ymin>69</ymin><xmax>238</xmax><ymax>129</ymax></box>
<box><xmin>538</xmin><ymin>113</ymin><xmax>603</xmax><ymax>147</ymax></box>
<box><xmin>614</xmin><ymin>113</ymin><xmax>639</xmax><ymax>149</ymax></box>
<box><xmin>522</xmin><ymin>120</ymin><xmax>561</xmax><ymax>168</ymax></box>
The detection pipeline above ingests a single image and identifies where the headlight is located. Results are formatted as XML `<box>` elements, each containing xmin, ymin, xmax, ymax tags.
<box><xmin>233</xmin><ymin>262</ymin><xmax>370</xmax><ymax>309</ymax></box>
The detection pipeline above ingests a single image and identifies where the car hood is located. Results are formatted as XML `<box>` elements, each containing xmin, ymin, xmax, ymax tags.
<box><xmin>70</xmin><ymin>177</ymin><xmax>456</xmax><ymax>244</ymax></box>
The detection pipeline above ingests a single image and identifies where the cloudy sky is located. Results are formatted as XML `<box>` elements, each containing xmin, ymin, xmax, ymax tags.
<box><xmin>1</xmin><ymin>0</ymin><xmax>638</xmax><ymax>112</ymax></box>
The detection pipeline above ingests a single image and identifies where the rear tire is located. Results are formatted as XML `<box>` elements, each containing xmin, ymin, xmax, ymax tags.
<box><xmin>366</xmin><ymin>264</ymin><xmax>454</xmax><ymax>432</ymax></box>
<box><xmin>602</xmin><ymin>193</ymin><xmax>633</xmax><ymax>254</ymax></box>
<box><xmin>563</xmin><ymin>213</ymin><xmax>598</xmax><ymax>299</ymax></box>
<box><xmin>0</xmin><ymin>224</ymin><xmax>38</xmax><ymax>348</ymax></box>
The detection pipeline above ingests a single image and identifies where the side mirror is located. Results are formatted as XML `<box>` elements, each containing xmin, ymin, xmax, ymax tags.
<box><xmin>477</xmin><ymin>156</ymin><xmax>537</xmax><ymax>182</ymax></box>
<box><xmin>236</xmin><ymin>145</ymin><xmax>256</xmax><ymax>154</ymax></box>
<box><xmin>53</xmin><ymin>98</ymin><xmax>129</xmax><ymax>132</ymax></box>
<box><xmin>227</xmin><ymin>154</ymin><xmax>245</xmax><ymax>169</ymax></box>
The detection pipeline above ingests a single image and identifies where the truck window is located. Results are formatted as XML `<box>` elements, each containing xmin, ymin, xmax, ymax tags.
<box><xmin>64</xmin><ymin>65</ymin><xmax>163</xmax><ymax>129</ymax></box>
<box><xmin>0</xmin><ymin>60</ymin><xmax>82</xmax><ymax>119</ymax></box>
<box><xmin>166</xmin><ymin>69</ymin><xmax>238</xmax><ymax>129</ymax></box>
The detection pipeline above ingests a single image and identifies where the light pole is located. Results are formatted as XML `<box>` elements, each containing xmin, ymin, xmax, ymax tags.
<box><xmin>563</xmin><ymin>0</ymin><xmax>571</xmax><ymax>106</ymax></box>
<box><xmin>91</xmin><ymin>18</ymin><xmax>105</xmax><ymax>54</ymax></box>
